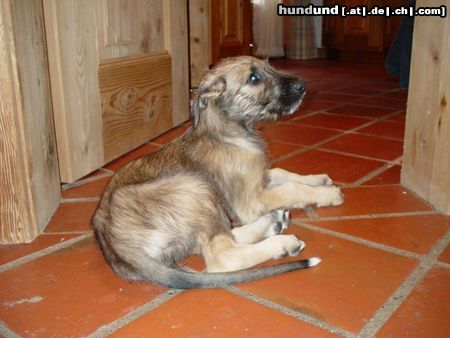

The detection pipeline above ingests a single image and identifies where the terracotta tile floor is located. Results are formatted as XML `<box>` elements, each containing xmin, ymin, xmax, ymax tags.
<box><xmin>1</xmin><ymin>59</ymin><xmax>449</xmax><ymax>338</ymax></box>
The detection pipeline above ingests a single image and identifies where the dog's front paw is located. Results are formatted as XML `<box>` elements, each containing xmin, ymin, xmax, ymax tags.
<box><xmin>273</xmin><ymin>235</ymin><xmax>305</xmax><ymax>259</ymax></box>
<box><xmin>308</xmin><ymin>174</ymin><xmax>333</xmax><ymax>186</ymax></box>
<box><xmin>265</xmin><ymin>210</ymin><xmax>291</xmax><ymax>237</ymax></box>
<box><xmin>272</xmin><ymin>209</ymin><xmax>291</xmax><ymax>230</ymax></box>
<box><xmin>315</xmin><ymin>186</ymin><xmax>344</xmax><ymax>207</ymax></box>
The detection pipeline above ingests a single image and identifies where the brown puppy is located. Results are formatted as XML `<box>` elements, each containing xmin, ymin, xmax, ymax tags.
<box><xmin>93</xmin><ymin>56</ymin><xmax>343</xmax><ymax>288</ymax></box>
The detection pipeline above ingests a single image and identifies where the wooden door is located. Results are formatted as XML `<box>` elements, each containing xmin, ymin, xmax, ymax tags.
<box><xmin>43</xmin><ymin>0</ymin><xmax>189</xmax><ymax>182</ymax></box>
<box><xmin>401</xmin><ymin>0</ymin><xmax>450</xmax><ymax>215</ymax></box>
<box><xmin>210</xmin><ymin>0</ymin><xmax>253</xmax><ymax>64</ymax></box>
<box><xmin>1</xmin><ymin>0</ymin><xmax>60</xmax><ymax>243</ymax></box>
<box><xmin>324</xmin><ymin>0</ymin><xmax>384</xmax><ymax>51</ymax></box>
<box><xmin>323</xmin><ymin>0</ymin><xmax>408</xmax><ymax>62</ymax></box>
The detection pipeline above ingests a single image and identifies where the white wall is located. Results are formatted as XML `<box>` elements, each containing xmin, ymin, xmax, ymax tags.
<box><xmin>311</xmin><ymin>0</ymin><xmax>323</xmax><ymax>47</ymax></box>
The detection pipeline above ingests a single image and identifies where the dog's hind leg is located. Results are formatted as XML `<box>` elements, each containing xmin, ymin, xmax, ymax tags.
<box><xmin>202</xmin><ymin>233</ymin><xmax>305</xmax><ymax>273</ymax></box>
<box><xmin>268</xmin><ymin>168</ymin><xmax>333</xmax><ymax>187</ymax></box>
<box><xmin>259</xmin><ymin>181</ymin><xmax>344</xmax><ymax>212</ymax></box>
<box><xmin>231</xmin><ymin>210</ymin><xmax>291</xmax><ymax>244</ymax></box>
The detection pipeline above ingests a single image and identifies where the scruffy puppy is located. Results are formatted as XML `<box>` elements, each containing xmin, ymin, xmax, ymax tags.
<box><xmin>93</xmin><ymin>56</ymin><xmax>343</xmax><ymax>288</ymax></box>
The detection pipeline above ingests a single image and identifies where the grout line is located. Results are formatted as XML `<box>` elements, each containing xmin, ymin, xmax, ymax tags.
<box><xmin>146</xmin><ymin>141</ymin><xmax>163</xmax><ymax>147</ymax></box>
<box><xmin>227</xmin><ymin>286</ymin><xmax>356</xmax><ymax>338</ymax></box>
<box><xmin>435</xmin><ymin>260</ymin><xmax>450</xmax><ymax>269</ymax></box>
<box><xmin>304</xmin><ymin>205</ymin><xmax>319</xmax><ymax>219</ymax></box>
<box><xmin>271</xmin><ymin>142</ymin><xmax>391</xmax><ymax>166</ymax></box>
<box><xmin>42</xmin><ymin>231</ymin><xmax>92</xmax><ymax>235</ymax></box>
<box><xmin>271</xmin><ymin>109</ymin><xmax>403</xmax><ymax>166</ymax></box>
<box><xmin>288</xmin><ymin>110</ymin><xmax>323</xmax><ymax>121</ymax></box>
<box><xmin>99</xmin><ymin>167</ymin><xmax>115</xmax><ymax>175</ymax></box>
<box><xmin>292</xmin><ymin>221</ymin><xmax>423</xmax><ymax>261</ymax></box>
<box><xmin>0</xmin><ymin>320</ymin><xmax>20</xmax><ymax>338</ymax></box>
<box><xmin>390</xmin><ymin>156</ymin><xmax>403</xmax><ymax>165</ymax></box>
<box><xmin>322</xmin><ymin>110</ymin><xmax>405</xmax><ymax>123</ymax></box>
<box><xmin>61</xmin><ymin>172</ymin><xmax>112</xmax><ymax>191</ymax></box>
<box><xmin>88</xmin><ymin>289</ymin><xmax>182</xmax><ymax>338</ymax></box>
<box><xmin>0</xmin><ymin>233</ymin><xmax>92</xmax><ymax>273</ymax></box>
<box><xmin>358</xmin><ymin>228</ymin><xmax>450</xmax><ymax>337</ymax></box>
<box><xmin>293</xmin><ymin>210</ymin><xmax>439</xmax><ymax>222</ymax></box>
<box><xmin>344</xmin><ymin>156</ymin><xmax>403</xmax><ymax>188</ymax></box>
<box><xmin>352</xmin><ymin>131</ymin><xmax>404</xmax><ymax>142</ymax></box>
<box><xmin>271</xmin><ymin>145</ymin><xmax>311</xmax><ymax>163</ymax></box>
<box><xmin>314</xmin><ymin>147</ymin><xmax>394</xmax><ymax>164</ymax></box>
<box><xmin>61</xmin><ymin>197</ymin><xmax>101</xmax><ymax>203</ymax></box>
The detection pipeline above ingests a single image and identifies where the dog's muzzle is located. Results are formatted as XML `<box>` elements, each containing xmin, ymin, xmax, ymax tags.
<box><xmin>277</xmin><ymin>77</ymin><xmax>306</xmax><ymax>116</ymax></box>
<box><xmin>291</xmin><ymin>79</ymin><xmax>306</xmax><ymax>96</ymax></box>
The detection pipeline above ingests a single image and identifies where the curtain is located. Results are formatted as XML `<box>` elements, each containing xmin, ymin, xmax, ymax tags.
<box><xmin>252</xmin><ymin>0</ymin><xmax>285</xmax><ymax>58</ymax></box>
<box><xmin>286</xmin><ymin>0</ymin><xmax>318</xmax><ymax>60</ymax></box>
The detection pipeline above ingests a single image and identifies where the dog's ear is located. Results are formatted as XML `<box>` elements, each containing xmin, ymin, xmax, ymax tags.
<box><xmin>191</xmin><ymin>75</ymin><xmax>226</xmax><ymax>128</ymax></box>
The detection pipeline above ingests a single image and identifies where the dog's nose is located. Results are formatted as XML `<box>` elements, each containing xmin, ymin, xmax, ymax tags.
<box><xmin>291</xmin><ymin>80</ymin><xmax>306</xmax><ymax>94</ymax></box>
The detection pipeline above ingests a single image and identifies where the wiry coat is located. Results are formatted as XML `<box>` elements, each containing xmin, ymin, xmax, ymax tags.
<box><xmin>93</xmin><ymin>56</ymin><xmax>341</xmax><ymax>288</ymax></box>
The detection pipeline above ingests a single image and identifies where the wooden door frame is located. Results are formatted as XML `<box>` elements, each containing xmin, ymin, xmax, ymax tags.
<box><xmin>210</xmin><ymin>0</ymin><xmax>253</xmax><ymax>65</ymax></box>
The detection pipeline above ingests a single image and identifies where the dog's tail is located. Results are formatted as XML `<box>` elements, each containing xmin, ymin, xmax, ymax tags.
<box><xmin>94</xmin><ymin>206</ymin><xmax>320</xmax><ymax>289</ymax></box>
<box><xmin>128</xmin><ymin>253</ymin><xmax>321</xmax><ymax>289</ymax></box>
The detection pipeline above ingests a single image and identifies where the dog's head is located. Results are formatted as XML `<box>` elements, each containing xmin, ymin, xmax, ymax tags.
<box><xmin>191</xmin><ymin>56</ymin><xmax>305</xmax><ymax>127</ymax></box>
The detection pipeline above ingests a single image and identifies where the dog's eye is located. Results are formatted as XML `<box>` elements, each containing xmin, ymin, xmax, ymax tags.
<box><xmin>247</xmin><ymin>73</ymin><xmax>260</xmax><ymax>85</ymax></box>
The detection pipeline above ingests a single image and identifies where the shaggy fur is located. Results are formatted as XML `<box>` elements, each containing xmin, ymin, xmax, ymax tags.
<box><xmin>93</xmin><ymin>56</ymin><xmax>343</xmax><ymax>288</ymax></box>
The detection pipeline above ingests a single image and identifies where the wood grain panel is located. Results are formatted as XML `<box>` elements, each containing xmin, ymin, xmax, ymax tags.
<box><xmin>189</xmin><ymin>0</ymin><xmax>211</xmax><ymax>87</ymax></box>
<box><xmin>43</xmin><ymin>0</ymin><xmax>104</xmax><ymax>182</ymax></box>
<box><xmin>100</xmin><ymin>0</ymin><xmax>165</xmax><ymax>59</ymax></box>
<box><xmin>100</xmin><ymin>52</ymin><xmax>173</xmax><ymax>162</ymax></box>
<box><xmin>163</xmin><ymin>0</ymin><xmax>190</xmax><ymax>126</ymax></box>
<box><xmin>0</xmin><ymin>0</ymin><xmax>60</xmax><ymax>243</ymax></box>
<box><xmin>43</xmin><ymin>0</ymin><xmax>189</xmax><ymax>182</ymax></box>
<box><xmin>401</xmin><ymin>0</ymin><xmax>450</xmax><ymax>215</ymax></box>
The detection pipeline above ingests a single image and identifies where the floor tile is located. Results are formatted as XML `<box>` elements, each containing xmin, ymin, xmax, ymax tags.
<box><xmin>262</xmin><ymin>124</ymin><xmax>339</xmax><ymax>146</ymax></box>
<box><xmin>151</xmin><ymin>126</ymin><xmax>189</xmax><ymax>145</ymax></box>
<box><xmin>315</xmin><ymin>185</ymin><xmax>433</xmax><ymax>217</ymax></box>
<box><xmin>311</xmin><ymin>92</ymin><xmax>363</xmax><ymax>103</ymax></box>
<box><xmin>275</xmin><ymin>149</ymin><xmax>385</xmax><ymax>184</ymax></box>
<box><xmin>177</xmin><ymin>255</ymin><xmax>206</xmax><ymax>272</ymax></box>
<box><xmin>104</xmin><ymin>143</ymin><xmax>160</xmax><ymax>171</ymax></box>
<box><xmin>61</xmin><ymin>176</ymin><xmax>111</xmax><ymax>199</ymax></box>
<box><xmin>354</xmin><ymin>96</ymin><xmax>406</xmax><ymax>110</ymax></box>
<box><xmin>279</xmin><ymin>108</ymin><xmax>311</xmax><ymax>121</ymax></box>
<box><xmin>306</xmin><ymin>78</ymin><xmax>351</xmax><ymax>93</ymax></box>
<box><xmin>385</xmin><ymin>111</ymin><xmax>406</xmax><ymax>122</ymax></box>
<box><xmin>0</xmin><ymin>237</ymin><xmax>166</xmax><ymax>337</ymax></box>
<box><xmin>362</xmin><ymin>166</ymin><xmax>401</xmax><ymax>186</ymax></box>
<box><xmin>290</xmin><ymin>208</ymin><xmax>310</xmax><ymax>219</ymax></box>
<box><xmin>321</xmin><ymin>133</ymin><xmax>403</xmax><ymax>161</ymax></box>
<box><xmin>294</xmin><ymin>113</ymin><xmax>371</xmax><ymax>131</ymax></box>
<box><xmin>378</xmin><ymin>267</ymin><xmax>450</xmax><ymax>338</ymax></box>
<box><xmin>330</xmin><ymin>85</ymin><xmax>388</xmax><ymax>96</ymax></box>
<box><xmin>300</xmin><ymin>99</ymin><xmax>340</xmax><ymax>111</ymax></box>
<box><xmin>266</xmin><ymin>141</ymin><xmax>300</xmax><ymax>160</ymax></box>
<box><xmin>0</xmin><ymin>234</ymin><xmax>80</xmax><ymax>265</ymax></box>
<box><xmin>382</xmin><ymin>90</ymin><xmax>409</xmax><ymax>101</ymax></box>
<box><xmin>303</xmin><ymin>214</ymin><xmax>449</xmax><ymax>255</ymax></box>
<box><xmin>238</xmin><ymin>226</ymin><xmax>417</xmax><ymax>333</ymax></box>
<box><xmin>365</xmin><ymin>82</ymin><xmax>401</xmax><ymax>91</ymax></box>
<box><xmin>326</xmin><ymin>105</ymin><xmax>395</xmax><ymax>118</ymax></box>
<box><xmin>45</xmin><ymin>201</ymin><xmax>98</xmax><ymax>233</ymax></box>
<box><xmin>112</xmin><ymin>289</ymin><xmax>338</xmax><ymax>338</ymax></box>
<box><xmin>438</xmin><ymin>244</ymin><xmax>450</xmax><ymax>264</ymax></box>
<box><xmin>357</xmin><ymin>120</ymin><xmax>405</xmax><ymax>140</ymax></box>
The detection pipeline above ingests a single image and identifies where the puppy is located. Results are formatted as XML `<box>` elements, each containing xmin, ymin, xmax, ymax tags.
<box><xmin>93</xmin><ymin>56</ymin><xmax>343</xmax><ymax>288</ymax></box>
